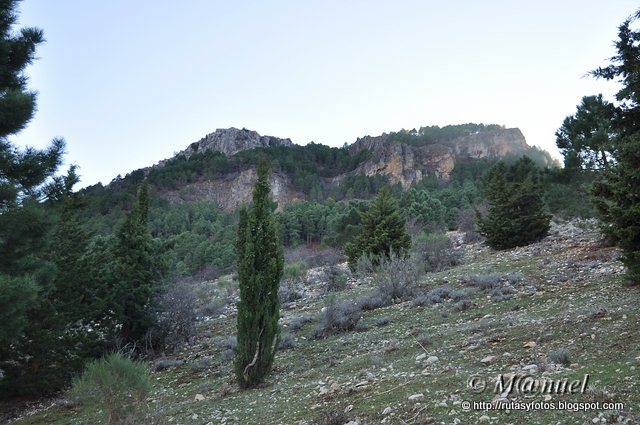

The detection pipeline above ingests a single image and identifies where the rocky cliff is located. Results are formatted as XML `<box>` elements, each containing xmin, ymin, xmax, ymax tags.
<box><xmin>163</xmin><ymin>168</ymin><xmax>304</xmax><ymax>211</ymax></box>
<box><xmin>347</xmin><ymin>128</ymin><xmax>529</xmax><ymax>188</ymax></box>
<box><xmin>172</xmin><ymin>127</ymin><xmax>294</xmax><ymax>159</ymax></box>
<box><xmin>154</xmin><ymin>126</ymin><xmax>532</xmax><ymax>209</ymax></box>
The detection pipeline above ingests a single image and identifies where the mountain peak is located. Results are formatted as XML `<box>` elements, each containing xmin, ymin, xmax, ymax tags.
<box><xmin>179</xmin><ymin>127</ymin><xmax>294</xmax><ymax>158</ymax></box>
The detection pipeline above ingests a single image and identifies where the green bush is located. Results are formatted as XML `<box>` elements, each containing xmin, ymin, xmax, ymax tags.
<box><xmin>283</xmin><ymin>260</ymin><xmax>308</xmax><ymax>281</ymax></box>
<box><xmin>478</xmin><ymin>157</ymin><xmax>551</xmax><ymax>250</ymax></box>
<box><xmin>413</xmin><ymin>232</ymin><xmax>462</xmax><ymax>272</ymax></box>
<box><xmin>344</xmin><ymin>187</ymin><xmax>411</xmax><ymax>269</ymax></box>
<box><xmin>70</xmin><ymin>353</ymin><xmax>151</xmax><ymax>424</ymax></box>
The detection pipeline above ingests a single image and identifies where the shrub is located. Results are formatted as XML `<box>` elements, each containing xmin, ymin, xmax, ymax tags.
<box><xmin>375</xmin><ymin>316</ymin><xmax>390</xmax><ymax>327</ymax></box>
<box><xmin>223</xmin><ymin>335</ymin><xmax>238</xmax><ymax>351</ymax></box>
<box><xmin>220</xmin><ymin>349</ymin><xmax>235</xmax><ymax>363</ymax></box>
<box><xmin>356</xmin><ymin>291</ymin><xmax>390</xmax><ymax>311</ymax></box>
<box><xmin>69</xmin><ymin>353</ymin><xmax>151</xmax><ymax>424</ymax></box>
<box><xmin>413</xmin><ymin>233</ymin><xmax>463</xmax><ymax>272</ymax></box>
<box><xmin>427</xmin><ymin>285</ymin><xmax>453</xmax><ymax>303</ymax></box>
<box><xmin>283</xmin><ymin>260</ymin><xmax>308</xmax><ymax>281</ymax></box>
<box><xmin>313</xmin><ymin>296</ymin><xmax>362</xmax><ymax>338</ymax></box>
<box><xmin>454</xmin><ymin>299</ymin><xmax>474</xmax><ymax>312</ymax></box>
<box><xmin>325</xmin><ymin>266</ymin><xmax>349</xmax><ymax>292</ymax></box>
<box><xmin>278</xmin><ymin>333</ymin><xmax>295</xmax><ymax>350</ymax></box>
<box><xmin>354</xmin><ymin>321</ymin><xmax>369</xmax><ymax>332</ymax></box>
<box><xmin>505</xmin><ymin>272</ymin><xmax>524</xmax><ymax>285</ymax></box>
<box><xmin>450</xmin><ymin>288</ymin><xmax>471</xmax><ymax>301</ymax></box>
<box><xmin>289</xmin><ymin>315</ymin><xmax>314</xmax><ymax>331</ymax></box>
<box><xmin>278</xmin><ymin>278</ymin><xmax>303</xmax><ymax>304</ymax></box>
<box><xmin>416</xmin><ymin>333</ymin><xmax>432</xmax><ymax>347</ymax></box>
<box><xmin>373</xmin><ymin>252</ymin><xmax>421</xmax><ymax>302</ymax></box>
<box><xmin>457</xmin><ymin>207</ymin><xmax>485</xmax><ymax>243</ymax></box>
<box><xmin>490</xmin><ymin>286</ymin><xmax>514</xmax><ymax>301</ymax></box>
<box><xmin>146</xmin><ymin>281</ymin><xmax>198</xmax><ymax>352</ymax></box>
<box><xmin>318</xmin><ymin>410</ymin><xmax>349</xmax><ymax>425</ymax></box>
<box><xmin>468</xmin><ymin>274</ymin><xmax>502</xmax><ymax>291</ymax></box>
<box><xmin>411</xmin><ymin>294</ymin><xmax>432</xmax><ymax>307</ymax></box>
<box><xmin>197</xmin><ymin>296</ymin><xmax>226</xmax><ymax>317</ymax></box>
<box><xmin>354</xmin><ymin>252</ymin><xmax>378</xmax><ymax>278</ymax></box>
<box><xmin>384</xmin><ymin>339</ymin><xmax>400</xmax><ymax>353</ymax></box>
<box><xmin>548</xmin><ymin>349</ymin><xmax>571</xmax><ymax>366</ymax></box>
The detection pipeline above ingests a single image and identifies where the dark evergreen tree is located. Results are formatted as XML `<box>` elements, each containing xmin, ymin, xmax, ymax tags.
<box><xmin>344</xmin><ymin>186</ymin><xmax>411</xmax><ymax>269</ymax></box>
<box><xmin>555</xmin><ymin>94</ymin><xmax>617</xmax><ymax>171</ymax></box>
<box><xmin>235</xmin><ymin>159</ymin><xmax>283</xmax><ymax>388</ymax></box>
<box><xmin>591</xmin><ymin>10</ymin><xmax>640</xmax><ymax>285</ymax></box>
<box><xmin>0</xmin><ymin>0</ymin><xmax>68</xmax><ymax>396</ymax></box>
<box><xmin>477</xmin><ymin>157</ymin><xmax>551</xmax><ymax>250</ymax></box>
<box><xmin>111</xmin><ymin>182</ymin><xmax>165</xmax><ymax>345</ymax></box>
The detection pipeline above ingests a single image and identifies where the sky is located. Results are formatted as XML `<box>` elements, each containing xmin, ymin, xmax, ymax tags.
<box><xmin>11</xmin><ymin>0</ymin><xmax>637</xmax><ymax>187</ymax></box>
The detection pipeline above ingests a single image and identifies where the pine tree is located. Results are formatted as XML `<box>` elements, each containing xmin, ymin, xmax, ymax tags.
<box><xmin>555</xmin><ymin>94</ymin><xmax>617</xmax><ymax>171</ymax></box>
<box><xmin>590</xmin><ymin>10</ymin><xmax>640</xmax><ymax>285</ymax></box>
<box><xmin>235</xmin><ymin>159</ymin><xmax>283</xmax><ymax>388</ymax></box>
<box><xmin>111</xmin><ymin>182</ymin><xmax>165</xmax><ymax>345</ymax></box>
<box><xmin>593</xmin><ymin>136</ymin><xmax>640</xmax><ymax>284</ymax></box>
<box><xmin>344</xmin><ymin>186</ymin><xmax>411</xmax><ymax>269</ymax></box>
<box><xmin>0</xmin><ymin>0</ymin><xmax>62</xmax><ymax>209</ymax></box>
<box><xmin>0</xmin><ymin>0</ymin><xmax>68</xmax><ymax>396</ymax></box>
<box><xmin>477</xmin><ymin>157</ymin><xmax>551</xmax><ymax>250</ymax></box>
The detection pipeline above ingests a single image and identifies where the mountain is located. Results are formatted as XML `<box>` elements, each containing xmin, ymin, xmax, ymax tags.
<box><xmin>139</xmin><ymin>124</ymin><xmax>544</xmax><ymax>210</ymax></box>
<box><xmin>160</xmin><ymin>127</ymin><xmax>294</xmax><ymax>163</ymax></box>
<box><xmin>346</xmin><ymin>127</ymin><xmax>529</xmax><ymax>189</ymax></box>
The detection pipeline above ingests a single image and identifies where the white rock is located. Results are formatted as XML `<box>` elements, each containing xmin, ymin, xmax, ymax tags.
<box><xmin>426</xmin><ymin>356</ymin><xmax>439</xmax><ymax>364</ymax></box>
<box><xmin>382</xmin><ymin>407</ymin><xmax>392</xmax><ymax>415</ymax></box>
<box><xmin>416</xmin><ymin>353</ymin><xmax>427</xmax><ymax>361</ymax></box>
<box><xmin>194</xmin><ymin>393</ymin><xmax>205</xmax><ymax>401</ymax></box>
<box><xmin>408</xmin><ymin>393</ymin><xmax>424</xmax><ymax>401</ymax></box>
<box><xmin>481</xmin><ymin>355</ymin><xmax>497</xmax><ymax>364</ymax></box>
<box><xmin>479</xmin><ymin>415</ymin><xmax>490</xmax><ymax>422</ymax></box>
<box><xmin>344</xmin><ymin>404</ymin><xmax>353</xmax><ymax>413</ymax></box>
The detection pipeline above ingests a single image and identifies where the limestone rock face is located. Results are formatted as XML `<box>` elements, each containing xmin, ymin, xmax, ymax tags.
<box><xmin>348</xmin><ymin>128</ymin><xmax>528</xmax><ymax>188</ymax></box>
<box><xmin>163</xmin><ymin>168</ymin><xmax>304</xmax><ymax>211</ymax></box>
<box><xmin>177</xmin><ymin>127</ymin><xmax>293</xmax><ymax>158</ymax></box>
<box><xmin>153</xmin><ymin>126</ymin><xmax>531</xmax><ymax>208</ymax></box>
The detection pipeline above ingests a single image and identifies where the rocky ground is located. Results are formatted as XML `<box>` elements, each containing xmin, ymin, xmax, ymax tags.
<box><xmin>8</xmin><ymin>219</ymin><xmax>640</xmax><ymax>424</ymax></box>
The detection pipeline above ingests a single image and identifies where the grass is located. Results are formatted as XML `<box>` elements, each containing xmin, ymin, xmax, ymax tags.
<box><xmin>9</xmin><ymin>230</ymin><xmax>640</xmax><ymax>424</ymax></box>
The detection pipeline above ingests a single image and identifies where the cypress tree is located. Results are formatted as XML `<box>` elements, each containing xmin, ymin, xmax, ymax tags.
<box><xmin>344</xmin><ymin>186</ymin><xmax>411</xmax><ymax>269</ymax></box>
<box><xmin>477</xmin><ymin>156</ymin><xmax>551</xmax><ymax>250</ymax></box>
<box><xmin>235</xmin><ymin>159</ymin><xmax>283</xmax><ymax>388</ymax></box>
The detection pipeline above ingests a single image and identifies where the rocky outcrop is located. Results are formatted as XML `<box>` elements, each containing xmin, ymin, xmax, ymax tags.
<box><xmin>175</xmin><ymin>127</ymin><xmax>294</xmax><ymax>159</ymax></box>
<box><xmin>348</xmin><ymin>128</ymin><xmax>529</xmax><ymax>188</ymax></box>
<box><xmin>156</xmin><ymin>126</ymin><xmax>532</xmax><ymax>206</ymax></box>
<box><xmin>163</xmin><ymin>168</ymin><xmax>304</xmax><ymax>211</ymax></box>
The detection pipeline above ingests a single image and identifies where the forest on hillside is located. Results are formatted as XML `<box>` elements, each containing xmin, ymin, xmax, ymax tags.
<box><xmin>2</xmin><ymin>2</ymin><xmax>639</xmax><ymax>422</ymax></box>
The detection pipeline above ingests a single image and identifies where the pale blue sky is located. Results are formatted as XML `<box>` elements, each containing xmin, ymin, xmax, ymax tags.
<box><xmin>12</xmin><ymin>1</ymin><xmax>637</xmax><ymax>187</ymax></box>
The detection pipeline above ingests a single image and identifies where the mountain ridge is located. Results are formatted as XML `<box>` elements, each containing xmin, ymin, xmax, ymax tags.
<box><xmin>146</xmin><ymin>125</ymin><xmax>536</xmax><ymax>209</ymax></box>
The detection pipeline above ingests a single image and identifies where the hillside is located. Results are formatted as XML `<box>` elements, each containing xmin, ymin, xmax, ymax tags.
<box><xmin>87</xmin><ymin>124</ymin><xmax>551</xmax><ymax>212</ymax></box>
<box><xmin>8</xmin><ymin>220</ymin><xmax>638</xmax><ymax>424</ymax></box>
<box><xmin>71</xmin><ymin>123</ymin><xmax>568</xmax><ymax>281</ymax></box>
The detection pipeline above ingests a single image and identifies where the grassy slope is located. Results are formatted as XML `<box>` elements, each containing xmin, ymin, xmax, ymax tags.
<box><xmin>13</xmin><ymin>222</ymin><xmax>639</xmax><ymax>425</ymax></box>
